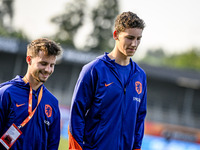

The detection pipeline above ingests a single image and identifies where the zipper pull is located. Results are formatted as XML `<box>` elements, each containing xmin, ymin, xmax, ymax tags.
<box><xmin>34</xmin><ymin>93</ymin><xmax>37</xmax><ymax>99</ymax></box>
<box><xmin>124</xmin><ymin>88</ymin><xmax>126</xmax><ymax>94</ymax></box>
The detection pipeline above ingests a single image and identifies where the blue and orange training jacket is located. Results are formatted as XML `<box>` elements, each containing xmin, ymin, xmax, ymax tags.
<box><xmin>69</xmin><ymin>53</ymin><xmax>147</xmax><ymax>150</ymax></box>
<box><xmin>0</xmin><ymin>76</ymin><xmax>60</xmax><ymax>150</ymax></box>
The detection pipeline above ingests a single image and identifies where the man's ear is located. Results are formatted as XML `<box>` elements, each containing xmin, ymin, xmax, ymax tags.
<box><xmin>26</xmin><ymin>56</ymin><xmax>32</xmax><ymax>65</ymax></box>
<box><xmin>113</xmin><ymin>30</ymin><xmax>118</xmax><ymax>40</ymax></box>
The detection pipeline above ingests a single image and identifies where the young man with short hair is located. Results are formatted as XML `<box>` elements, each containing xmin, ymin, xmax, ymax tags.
<box><xmin>0</xmin><ymin>38</ymin><xmax>62</xmax><ymax>150</ymax></box>
<box><xmin>69</xmin><ymin>11</ymin><xmax>147</xmax><ymax>150</ymax></box>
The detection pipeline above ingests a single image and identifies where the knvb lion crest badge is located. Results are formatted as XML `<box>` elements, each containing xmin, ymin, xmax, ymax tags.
<box><xmin>45</xmin><ymin>104</ymin><xmax>52</xmax><ymax>118</ymax></box>
<box><xmin>135</xmin><ymin>81</ymin><xmax>142</xmax><ymax>94</ymax></box>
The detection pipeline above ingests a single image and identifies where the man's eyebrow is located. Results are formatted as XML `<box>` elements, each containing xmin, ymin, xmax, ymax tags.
<box><xmin>126</xmin><ymin>35</ymin><xmax>135</xmax><ymax>37</ymax></box>
<box><xmin>127</xmin><ymin>35</ymin><xmax>142</xmax><ymax>38</ymax></box>
<box><xmin>126</xmin><ymin>35</ymin><xmax>136</xmax><ymax>38</ymax></box>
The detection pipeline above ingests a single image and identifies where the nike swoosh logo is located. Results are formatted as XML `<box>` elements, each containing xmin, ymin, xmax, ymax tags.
<box><xmin>105</xmin><ymin>82</ymin><xmax>113</xmax><ymax>87</ymax></box>
<box><xmin>16</xmin><ymin>103</ymin><xmax>25</xmax><ymax>107</ymax></box>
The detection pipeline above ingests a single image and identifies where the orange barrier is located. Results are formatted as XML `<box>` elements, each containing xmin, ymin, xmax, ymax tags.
<box><xmin>145</xmin><ymin>121</ymin><xmax>200</xmax><ymax>143</ymax></box>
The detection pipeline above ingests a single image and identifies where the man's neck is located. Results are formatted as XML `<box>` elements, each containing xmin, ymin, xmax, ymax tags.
<box><xmin>108</xmin><ymin>49</ymin><xmax>130</xmax><ymax>66</ymax></box>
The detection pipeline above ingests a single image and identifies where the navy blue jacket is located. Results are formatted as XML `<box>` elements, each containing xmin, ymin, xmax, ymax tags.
<box><xmin>69</xmin><ymin>53</ymin><xmax>147</xmax><ymax>150</ymax></box>
<box><xmin>0</xmin><ymin>76</ymin><xmax>60</xmax><ymax>150</ymax></box>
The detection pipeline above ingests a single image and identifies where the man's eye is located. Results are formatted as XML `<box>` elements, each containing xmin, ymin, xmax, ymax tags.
<box><xmin>41</xmin><ymin>62</ymin><xmax>47</xmax><ymax>66</ymax></box>
<box><xmin>127</xmin><ymin>37</ymin><xmax>134</xmax><ymax>40</ymax></box>
<box><xmin>50</xmin><ymin>64</ymin><xmax>55</xmax><ymax>68</ymax></box>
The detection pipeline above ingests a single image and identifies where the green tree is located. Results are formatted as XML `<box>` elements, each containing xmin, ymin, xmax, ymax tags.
<box><xmin>164</xmin><ymin>48</ymin><xmax>200</xmax><ymax>70</ymax></box>
<box><xmin>50</xmin><ymin>0</ymin><xmax>85</xmax><ymax>48</ymax></box>
<box><xmin>50</xmin><ymin>0</ymin><xmax>119</xmax><ymax>51</ymax></box>
<box><xmin>0</xmin><ymin>0</ymin><xmax>27</xmax><ymax>39</ymax></box>
<box><xmin>85</xmin><ymin>0</ymin><xmax>119</xmax><ymax>51</ymax></box>
<box><xmin>140</xmin><ymin>48</ymin><xmax>166</xmax><ymax>66</ymax></box>
<box><xmin>0</xmin><ymin>0</ymin><xmax>14</xmax><ymax>36</ymax></box>
<box><xmin>0</xmin><ymin>0</ymin><xmax>13</xmax><ymax>28</ymax></box>
<box><xmin>141</xmin><ymin>47</ymin><xmax>200</xmax><ymax>71</ymax></box>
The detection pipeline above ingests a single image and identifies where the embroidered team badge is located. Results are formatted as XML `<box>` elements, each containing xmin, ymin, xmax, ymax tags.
<box><xmin>45</xmin><ymin>104</ymin><xmax>52</xmax><ymax>118</ymax></box>
<box><xmin>135</xmin><ymin>81</ymin><xmax>142</xmax><ymax>94</ymax></box>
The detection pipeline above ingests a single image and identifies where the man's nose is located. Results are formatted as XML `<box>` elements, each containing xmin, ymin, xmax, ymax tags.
<box><xmin>45</xmin><ymin>65</ymin><xmax>52</xmax><ymax>72</ymax></box>
<box><xmin>131</xmin><ymin>39</ymin><xmax>138</xmax><ymax>46</ymax></box>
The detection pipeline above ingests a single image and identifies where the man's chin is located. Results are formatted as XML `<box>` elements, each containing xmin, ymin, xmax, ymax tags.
<box><xmin>41</xmin><ymin>78</ymin><xmax>48</xmax><ymax>83</ymax></box>
<box><xmin>38</xmin><ymin>77</ymin><xmax>48</xmax><ymax>83</ymax></box>
<box><xmin>127</xmin><ymin>53</ymin><xmax>135</xmax><ymax>57</ymax></box>
<box><xmin>128</xmin><ymin>51</ymin><xmax>136</xmax><ymax>56</ymax></box>
<box><xmin>40</xmin><ymin>75</ymin><xmax>51</xmax><ymax>82</ymax></box>
<box><xmin>40</xmin><ymin>80</ymin><xmax>46</xmax><ymax>83</ymax></box>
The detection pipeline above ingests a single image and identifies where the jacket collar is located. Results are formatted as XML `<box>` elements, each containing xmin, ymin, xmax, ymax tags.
<box><xmin>97</xmin><ymin>52</ymin><xmax>141</xmax><ymax>74</ymax></box>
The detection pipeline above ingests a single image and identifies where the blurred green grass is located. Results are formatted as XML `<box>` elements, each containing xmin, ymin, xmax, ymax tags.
<box><xmin>59</xmin><ymin>137</ymin><xmax>68</xmax><ymax>150</ymax></box>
